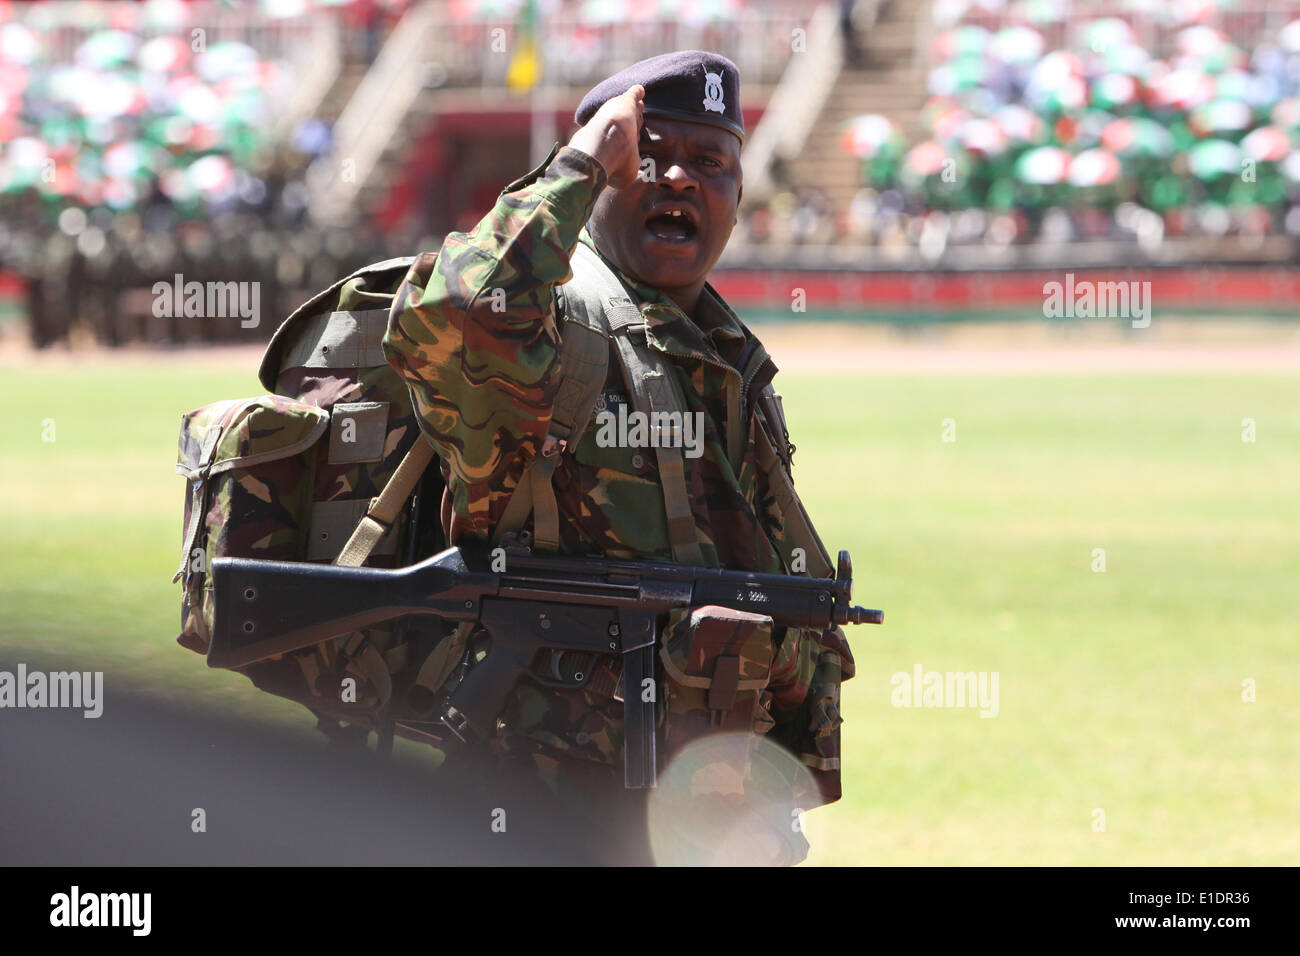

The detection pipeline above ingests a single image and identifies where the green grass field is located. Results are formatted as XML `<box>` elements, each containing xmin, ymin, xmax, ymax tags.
<box><xmin>2</xmin><ymin>353</ymin><xmax>1297</xmax><ymax>865</ymax></box>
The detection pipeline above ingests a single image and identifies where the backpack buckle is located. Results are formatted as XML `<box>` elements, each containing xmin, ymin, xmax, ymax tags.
<box><xmin>363</xmin><ymin>496</ymin><xmax>395</xmax><ymax>533</ymax></box>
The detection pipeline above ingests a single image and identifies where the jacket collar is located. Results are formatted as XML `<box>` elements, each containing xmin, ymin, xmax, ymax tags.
<box><xmin>576</xmin><ymin>230</ymin><xmax>770</xmax><ymax>378</ymax></box>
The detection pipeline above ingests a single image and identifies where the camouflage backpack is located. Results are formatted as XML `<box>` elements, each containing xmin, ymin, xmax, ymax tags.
<box><xmin>172</xmin><ymin>256</ymin><xmax>451</xmax><ymax>747</ymax></box>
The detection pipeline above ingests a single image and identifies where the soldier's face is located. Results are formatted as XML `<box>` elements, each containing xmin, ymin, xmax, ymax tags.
<box><xmin>589</xmin><ymin>117</ymin><xmax>742</xmax><ymax>304</ymax></box>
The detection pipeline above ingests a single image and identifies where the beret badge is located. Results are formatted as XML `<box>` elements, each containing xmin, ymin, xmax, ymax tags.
<box><xmin>702</xmin><ymin>66</ymin><xmax>726</xmax><ymax>114</ymax></box>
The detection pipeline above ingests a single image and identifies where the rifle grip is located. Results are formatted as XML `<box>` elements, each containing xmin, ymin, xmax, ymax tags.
<box><xmin>445</xmin><ymin>638</ymin><xmax>534</xmax><ymax>738</ymax></box>
<box><xmin>445</xmin><ymin>600</ymin><xmax>598</xmax><ymax>737</ymax></box>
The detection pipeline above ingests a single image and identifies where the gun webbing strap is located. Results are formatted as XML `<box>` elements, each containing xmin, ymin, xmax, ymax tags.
<box><xmin>548</xmin><ymin>299</ymin><xmax>611</xmax><ymax>447</ymax></box>
<box><xmin>756</xmin><ymin>386</ymin><xmax>793</xmax><ymax>473</ymax></box>
<box><xmin>494</xmin><ymin>463</ymin><xmax>537</xmax><ymax>543</ymax></box>
<box><xmin>614</xmin><ymin>344</ymin><xmax>704</xmax><ymax>566</ymax></box>
<box><xmin>342</xmin><ymin>632</ymin><xmax>393</xmax><ymax>710</ymax></box>
<box><xmin>526</xmin><ymin>453</ymin><xmax>563</xmax><ymax>551</ymax></box>
<box><xmin>308</xmin><ymin>435</ymin><xmax>436</xmax><ymax>711</ymax></box>
<box><xmin>572</xmin><ymin>243</ymin><xmax>705</xmax><ymax>566</ymax></box>
<box><xmin>752</xmin><ymin>418</ymin><xmax>832</xmax><ymax>579</ymax></box>
<box><xmin>335</xmin><ymin>436</ymin><xmax>436</xmax><ymax>568</ymax></box>
<box><xmin>412</xmin><ymin>620</ymin><xmax>474</xmax><ymax>700</ymax></box>
<box><xmin>494</xmin><ymin>292</ymin><xmax>611</xmax><ymax>547</ymax></box>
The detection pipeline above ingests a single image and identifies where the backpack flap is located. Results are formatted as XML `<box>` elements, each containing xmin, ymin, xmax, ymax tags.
<box><xmin>178</xmin><ymin>256</ymin><xmax>445</xmax><ymax>744</ymax></box>
<box><xmin>258</xmin><ymin>256</ymin><xmax>416</xmax><ymax>392</ymax></box>
<box><xmin>174</xmin><ymin>395</ymin><xmax>329</xmax><ymax>651</ymax></box>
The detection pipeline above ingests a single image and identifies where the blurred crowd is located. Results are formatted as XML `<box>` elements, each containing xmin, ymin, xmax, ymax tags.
<box><xmin>448</xmin><ymin>0</ymin><xmax>757</xmax><ymax>23</ymax></box>
<box><xmin>0</xmin><ymin>0</ymin><xmax>417</xmax><ymax>346</ymax></box>
<box><xmin>1</xmin><ymin>0</ymin><xmax>806</xmax><ymax>348</ymax></box>
<box><xmin>7</xmin><ymin>0</ymin><xmax>1300</xmax><ymax>348</ymax></box>
<box><xmin>436</xmin><ymin>0</ymin><xmax>810</xmax><ymax>91</ymax></box>
<box><xmin>739</xmin><ymin>0</ymin><xmax>1300</xmax><ymax>252</ymax></box>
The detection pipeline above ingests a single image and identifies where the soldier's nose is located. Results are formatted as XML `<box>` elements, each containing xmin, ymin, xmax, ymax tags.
<box><xmin>657</xmin><ymin>164</ymin><xmax>697</xmax><ymax>190</ymax></box>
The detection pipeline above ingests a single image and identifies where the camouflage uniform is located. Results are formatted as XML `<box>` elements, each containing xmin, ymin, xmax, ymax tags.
<box><xmin>383</xmin><ymin>145</ymin><xmax>854</xmax><ymax>861</ymax></box>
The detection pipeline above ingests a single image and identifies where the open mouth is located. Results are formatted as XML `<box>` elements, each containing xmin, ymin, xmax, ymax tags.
<box><xmin>645</xmin><ymin>207</ymin><xmax>699</xmax><ymax>243</ymax></box>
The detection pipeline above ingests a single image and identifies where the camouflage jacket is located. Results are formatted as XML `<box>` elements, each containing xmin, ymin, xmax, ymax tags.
<box><xmin>382</xmin><ymin>145</ymin><xmax>854</xmax><ymax>824</ymax></box>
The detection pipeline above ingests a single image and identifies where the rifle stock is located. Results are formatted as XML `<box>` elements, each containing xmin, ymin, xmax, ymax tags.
<box><xmin>207</xmin><ymin>548</ymin><xmax>491</xmax><ymax>669</ymax></box>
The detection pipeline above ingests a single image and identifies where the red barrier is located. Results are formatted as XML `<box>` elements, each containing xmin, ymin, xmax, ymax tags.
<box><xmin>709</xmin><ymin>267</ymin><xmax>1300</xmax><ymax>313</ymax></box>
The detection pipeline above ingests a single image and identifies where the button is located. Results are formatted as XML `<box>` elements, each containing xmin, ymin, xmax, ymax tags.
<box><xmin>575</xmin><ymin>731</ymin><xmax>590</xmax><ymax>745</ymax></box>
<box><xmin>631</xmin><ymin>453</ymin><xmax>644</xmax><ymax>468</ymax></box>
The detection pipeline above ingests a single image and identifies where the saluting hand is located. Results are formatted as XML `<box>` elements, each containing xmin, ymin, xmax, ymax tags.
<box><xmin>567</xmin><ymin>84</ymin><xmax>645</xmax><ymax>190</ymax></box>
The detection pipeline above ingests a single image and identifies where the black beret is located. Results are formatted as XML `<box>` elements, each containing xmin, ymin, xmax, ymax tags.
<box><xmin>575</xmin><ymin>50</ymin><xmax>745</xmax><ymax>144</ymax></box>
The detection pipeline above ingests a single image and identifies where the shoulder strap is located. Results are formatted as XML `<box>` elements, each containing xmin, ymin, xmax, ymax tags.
<box><xmin>756</xmin><ymin>385</ymin><xmax>794</xmax><ymax>474</ymax></box>
<box><xmin>493</xmin><ymin>260</ymin><xmax>612</xmax><ymax>548</ymax></box>
<box><xmin>752</xmin><ymin>389</ymin><xmax>833</xmax><ymax>578</ymax></box>
<box><xmin>575</xmin><ymin>245</ymin><xmax>702</xmax><ymax>566</ymax></box>
<box><xmin>334</xmin><ymin>437</ymin><xmax>436</xmax><ymax>568</ymax></box>
<box><xmin>494</xmin><ymin>243</ymin><xmax>704</xmax><ymax>566</ymax></box>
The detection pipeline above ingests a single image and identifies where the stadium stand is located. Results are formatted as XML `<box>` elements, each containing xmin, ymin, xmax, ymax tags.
<box><xmin>735</xmin><ymin>0</ymin><xmax>1300</xmax><ymax>261</ymax></box>
<box><xmin>0</xmin><ymin>0</ymin><xmax>399</xmax><ymax>344</ymax></box>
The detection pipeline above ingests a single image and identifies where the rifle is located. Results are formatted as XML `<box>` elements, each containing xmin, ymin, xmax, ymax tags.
<box><xmin>208</xmin><ymin>544</ymin><xmax>883</xmax><ymax>788</ymax></box>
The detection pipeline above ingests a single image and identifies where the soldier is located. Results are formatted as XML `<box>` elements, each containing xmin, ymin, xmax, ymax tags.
<box><xmin>383</xmin><ymin>51</ymin><xmax>854</xmax><ymax>865</ymax></box>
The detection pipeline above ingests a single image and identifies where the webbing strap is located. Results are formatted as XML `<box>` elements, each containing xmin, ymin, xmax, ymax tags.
<box><xmin>313</xmin><ymin>434</ymin><xmax>436</xmax><ymax>712</ymax></box>
<box><xmin>495</xmin><ymin>462</ymin><xmax>538</xmax><ymax>542</ymax></box>
<box><xmin>493</xmin><ymin>258</ymin><xmax>612</xmax><ymax>547</ymax></box>
<box><xmin>611</xmin><ymin>337</ymin><xmax>704</xmax><ymax>565</ymax></box>
<box><xmin>492</xmin><ymin>315</ymin><xmax>609</xmax><ymax>546</ymax></box>
<box><xmin>757</xmin><ymin>386</ymin><xmax>794</xmax><ymax>473</ymax></box>
<box><xmin>753</xmin><ymin>417</ymin><xmax>832</xmax><ymax>578</ymax></box>
<box><xmin>493</xmin><ymin>243</ymin><xmax>705</xmax><ymax>565</ymax></box>
<box><xmin>336</xmin><ymin>436</ymin><xmax>436</xmax><ymax>568</ymax></box>
<box><xmin>341</xmin><ymin>632</ymin><xmax>393</xmax><ymax>710</ymax></box>
<box><xmin>172</xmin><ymin>401</ymin><xmax>239</xmax><ymax>583</ymax></box>
<box><xmin>528</xmin><ymin>453</ymin><xmax>562</xmax><ymax>551</ymax></box>
<box><xmin>548</xmin><ymin>317</ymin><xmax>610</xmax><ymax>443</ymax></box>
<box><xmin>583</xmin><ymin>244</ymin><xmax>704</xmax><ymax>566</ymax></box>
<box><xmin>412</xmin><ymin>620</ymin><xmax>474</xmax><ymax>699</ymax></box>
<box><xmin>173</xmin><ymin>478</ymin><xmax>208</xmax><ymax>584</ymax></box>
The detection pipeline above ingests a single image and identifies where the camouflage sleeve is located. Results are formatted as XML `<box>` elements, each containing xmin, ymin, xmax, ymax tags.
<box><xmin>382</xmin><ymin>146</ymin><xmax>608</xmax><ymax>512</ymax></box>
<box><xmin>766</xmin><ymin>624</ymin><xmax>856</xmax><ymax>810</ymax></box>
